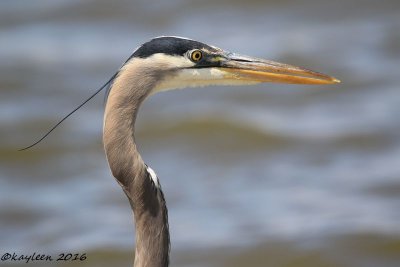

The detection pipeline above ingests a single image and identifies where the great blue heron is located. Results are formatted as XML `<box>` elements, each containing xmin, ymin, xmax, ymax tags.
<box><xmin>23</xmin><ymin>36</ymin><xmax>339</xmax><ymax>267</ymax></box>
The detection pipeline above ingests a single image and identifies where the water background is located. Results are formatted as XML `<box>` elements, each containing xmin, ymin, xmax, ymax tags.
<box><xmin>1</xmin><ymin>0</ymin><xmax>400</xmax><ymax>266</ymax></box>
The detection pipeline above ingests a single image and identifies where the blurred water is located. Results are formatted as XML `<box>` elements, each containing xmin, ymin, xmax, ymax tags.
<box><xmin>1</xmin><ymin>0</ymin><xmax>400</xmax><ymax>266</ymax></box>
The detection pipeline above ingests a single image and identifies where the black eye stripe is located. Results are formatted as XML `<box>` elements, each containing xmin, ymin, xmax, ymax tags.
<box><xmin>131</xmin><ymin>37</ymin><xmax>218</xmax><ymax>59</ymax></box>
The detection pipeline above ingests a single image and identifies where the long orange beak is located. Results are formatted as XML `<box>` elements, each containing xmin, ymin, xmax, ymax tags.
<box><xmin>217</xmin><ymin>53</ymin><xmax>340</xmax><ymax>85</ymax></box>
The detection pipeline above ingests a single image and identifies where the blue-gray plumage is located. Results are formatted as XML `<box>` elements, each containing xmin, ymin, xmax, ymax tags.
<box><xmin>102</xmin><ymin>36</ymin><xmax>338</xmax><ymax>267</ymax></box>
<box><xmin>22</xmin><ymin>36</ymin><xmax>339</xmax><ymax>267</ymax></box>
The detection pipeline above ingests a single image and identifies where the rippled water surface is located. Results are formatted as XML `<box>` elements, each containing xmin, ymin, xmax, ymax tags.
<box><xmin>1</xmin><ymin>1</ymin><xmax>400</xmax><ymax>266</ymax></box>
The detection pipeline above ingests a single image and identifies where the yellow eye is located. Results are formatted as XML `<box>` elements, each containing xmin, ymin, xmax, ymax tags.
<box><xmin>190</xmin><ymin>50</ymin><xmax>203</xmax><ymax>62</ymax></box>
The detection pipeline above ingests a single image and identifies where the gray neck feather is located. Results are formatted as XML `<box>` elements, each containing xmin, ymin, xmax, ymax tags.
<box><xmin>103</xmin><ymin>60</ymin><xmax>170</xmax><ymax>267</ymax></box>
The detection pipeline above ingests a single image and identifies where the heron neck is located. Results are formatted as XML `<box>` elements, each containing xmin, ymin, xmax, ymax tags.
<box><xmin>103</xmin><ymin>66</ymin><xmax>170</xmax><ymax>267</ymax></box>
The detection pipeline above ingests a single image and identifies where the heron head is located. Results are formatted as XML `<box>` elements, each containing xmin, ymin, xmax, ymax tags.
<box><xmin>120</xmin><ymin>36</ymin><xmax>339</xmax><ymax>96</ymax></box>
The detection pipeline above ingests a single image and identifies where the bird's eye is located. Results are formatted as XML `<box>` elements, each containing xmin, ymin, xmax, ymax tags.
<box><xmin>190</xmin><ymin>50</ymin><xmax>203</xmax><ymax>62</ymax></box>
